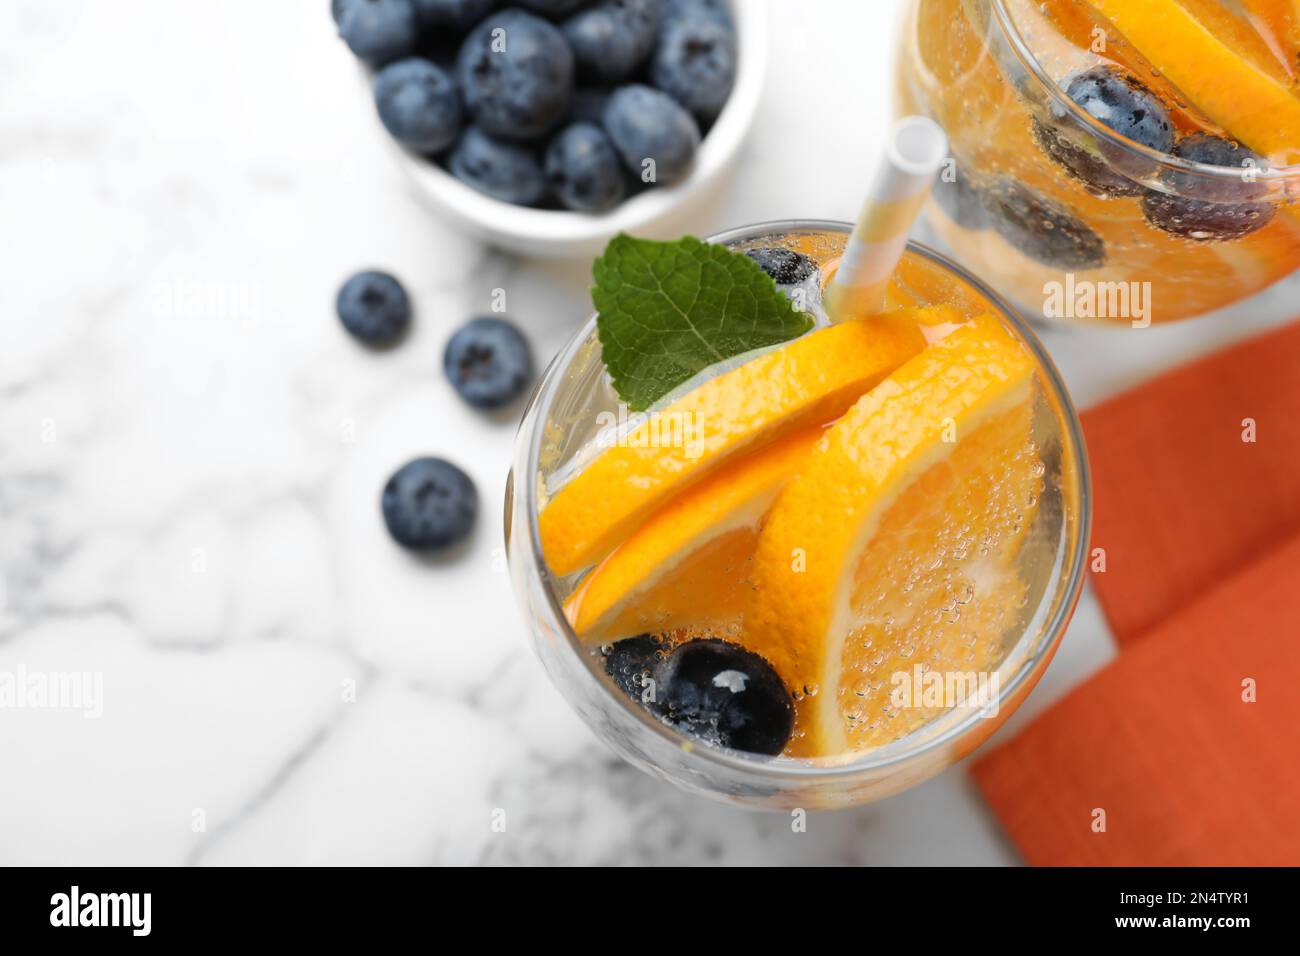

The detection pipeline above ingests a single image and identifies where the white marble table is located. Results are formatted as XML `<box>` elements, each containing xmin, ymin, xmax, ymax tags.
<box><xmin>3</xmin><ymin>0</ymin><xmax>1297</xmax><ymax>866</ymax></box>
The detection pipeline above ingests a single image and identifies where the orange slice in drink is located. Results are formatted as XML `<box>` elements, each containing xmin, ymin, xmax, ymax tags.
<box><xmin>564</xmin><ymin>427</ymin><xmax>822</xmax><ymax>645</ymax></box>
<box><xmin>743</xmin><ymin>315</ymin><xmax>1042</xmax><ymax>757</ymax></box>
<box><xmin>1175</xmin><ymin>0</ymin><xmax>1296</xmax><ymax>84</ymax></box>
<box><xmin>1087</xmin><ymin>0</ymin><xmax>1300</xmax><ymax>161</ymax></box>
<box><xmin>1238</xmin><ymin>1</ymin><xmax>1300</xmax><ymax>85</ymax></box>
<box><xmin>539</xmin><ymin>316</ymin><xmax>925</xmax><ymax>576</ymax></box>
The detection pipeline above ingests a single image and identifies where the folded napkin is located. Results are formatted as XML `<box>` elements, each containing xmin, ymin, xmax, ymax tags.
<box><xmin>1081</xmin><ymin>320</ymin><xmax>1300</xmax><ymax>644</ymax></box>
<box><xmin>972</xmin><ymin>319</ymin><xmax>1300</xmax><ymax>866</ymax></box>
<box><xmin>973</xmin><ymin>531</ymin><xmax>1300</xmax><ymax>865</ymax></box>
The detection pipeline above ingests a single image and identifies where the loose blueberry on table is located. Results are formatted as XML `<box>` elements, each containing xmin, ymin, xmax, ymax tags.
<box><xmin>333</xmin><ymin>0</ymin><xmax>740</xmax><ymax>211</ymax></box>
<box><xmin>381</xmin><ymin>457</ymin><xmax>479</xmax><ymax>550</ymax></box>
<box><xmin>336</xmin><ymin>270</ymin><xmax>412</xmax><ymax>345</ymax></box>
<box><xmin>443</xmin><ymin>316</ymin><xmax>534</xmax><ymax>409</ymax></box>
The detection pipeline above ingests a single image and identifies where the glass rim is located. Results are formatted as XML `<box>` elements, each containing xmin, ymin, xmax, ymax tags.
<box><xmin>517</xmin><ymin>219</ymin><xmax>1093</xmax><ymax>782</ymax></box>
<box><xmin>990</xmin><ymin>0</ymin><xmax>1300</xmax><ymax>185</ymax></box>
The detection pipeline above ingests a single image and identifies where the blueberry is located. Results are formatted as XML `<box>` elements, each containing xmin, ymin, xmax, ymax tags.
<box><xmin>563</xmin><ymin>0</ymin><xmax>661</xmax><ymax>83</ymax></box>
<box><xmin>744</xmin><ymin>247</ymin><xmax>817</xmax><ymax>285</ymax></box>
<box><xmin>381</xmin><ymin>457</ymin><xmax>478</xmax><ymax>550</ymax></box>
<box><xmin>515</xmin><ymin>0</ymin><xmax>587</xmax><ymax>15</ymax></box>
<box><xmin>602</xmin><ymin>84</ymin><xmax>701</xmax><ymax>185</ymax></box>
<box><xmin>981</xmin><ymin>179</ymin><xmax>1105</xmax><ymax>269</ymax></box>
<box><xmin>336</xmin><ymin>270</ymin><xmax>412</xmax><ymax>345</ymax></box>
<box><xmin>1032</xmin><ymin>118</ymin><xmax>1144</xmax><ymax>199</ymax></box>
<box><xmin>651</xmin><ymin>639</ymin><xmax>794</xmax><ymax>755</ymax></box>
<box><xmin>1035</xmin><ymin>66</ymin><xmax>1174</xmax><ymax>197</ymax></box>
<box><xmin>1062</xmin><ymin>66</ymin><xmax>1175</xmax><ymax>153</ymax></box>
<box><xmin>1141</xmin><ymin>133</ymin><xmax>1275</xmax><ymax>241</ymax></box>
<box><xmin>331</xmin><ymin>0</ymin><xmax>352</xmax><ymax>24</ymax></box>
<box><xmin>1166</xmin><ymin>133</ymin><xmax>1271</xmax><ymax>200</ymax></box>
<box><xmin>651</xmin><ymin>14</ymin><xmax>737</xmax><ymax>122</ymax></box>
<box><xmin>337</xmin><ymin>0</ymin><xmax>420</xmax><ymax>65</ymax></box>
<box><xmin>449</xmin><ymin>125</ymin><xmax>548</xmax><ymax>204</ymax></box>
<box><xmin>666</xmin><ymin>0</ymin><xmax>732</xmax><ymax>27</ymax></box>
<box><xmin>443</xmin><ymin>316</ymin><xmax>534</xmax><ymax>408</ymax></box>
<box><xmin>602</xmin><ymin>634</ymin><xmax>663</xmax><ymax>699</ymax></box>
<box><xmin>931</xmin><ymin>163</ymin><xmax>988</xmax><ymax>229</ymax></box>
<box><xmin>410</xmin><ymin>0</ymin><xmax>497</xmax><ymax>30</ymax></box>
<box><xmin>544</xmin><ymin>122</ymin><xmax>627</xmax><ymax>212</ymax></box>
<box><xmin>456</xmin><ymin>9</ymin><xmax>574</xmax><ymax>141</ymax></box>
<box><xmin>373</xmin><ymin>58</ymin><xmax>463</xmax><ymax>154</ymax></box>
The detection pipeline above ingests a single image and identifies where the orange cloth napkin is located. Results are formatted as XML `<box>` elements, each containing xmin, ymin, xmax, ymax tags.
<box><xmin>972</xmin><ymin>319</ymin><xmax>1300</xmax><ymax>866</ymax></box>
<box><xmin>1079</xmin><ymin>320</ymin><xmax>1300</xmax><ymax>644</ymax></box>
<box><xmin>973</xmin><ymin>532</ymin><xmax>1300</xmax><ymax>865</ymax></box>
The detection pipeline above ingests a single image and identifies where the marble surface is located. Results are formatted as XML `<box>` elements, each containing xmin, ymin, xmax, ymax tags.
<box><xmin>2</xmin><ymin>0</ymin><xmax>1297</xmax><ymax>867</ymax></box>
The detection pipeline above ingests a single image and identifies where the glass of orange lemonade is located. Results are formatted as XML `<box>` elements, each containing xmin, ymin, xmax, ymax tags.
<box><xmin>506</xmin><ymin>221</ymin><xmax>1090</xmax><ymax>809</ymax></box>
<box><xmin>897</xmin><ymin>0</ymin><xmax>1300</xmax><ymax>326</ymax></box>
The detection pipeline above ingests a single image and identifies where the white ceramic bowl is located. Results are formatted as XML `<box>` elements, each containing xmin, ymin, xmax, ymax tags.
<box><xmin>361</xmin><ymin>2</ymin><xmax>768</xmax><ymax>258</ymax></box>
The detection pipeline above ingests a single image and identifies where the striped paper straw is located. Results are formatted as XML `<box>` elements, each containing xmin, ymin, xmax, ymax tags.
<box><xmin>825</xmin><ymin>116</ymin><xmax>949</xmax><ymax>322</ymax></box>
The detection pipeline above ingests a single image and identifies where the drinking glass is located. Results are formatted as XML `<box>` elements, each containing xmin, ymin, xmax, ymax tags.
<box><xmin>896</xmin><ymin>0</ymin><xmax>1300</xmax><ymax>325</ymax></box>
<box><xmin>505</xmin><ymin>220</ymin><xmax>1091</xmax><ymax>809</ymax></box>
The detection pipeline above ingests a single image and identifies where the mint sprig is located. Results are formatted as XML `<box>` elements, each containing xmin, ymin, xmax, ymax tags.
<box><xmin>592</xmin><ymin>234</ymin><xmax>814</xmax><ymax>411</ymax></box>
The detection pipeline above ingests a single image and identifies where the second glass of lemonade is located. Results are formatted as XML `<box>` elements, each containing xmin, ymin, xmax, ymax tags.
<box><xmin>897</xmin><ymin>0</ymin><xmax>1300</xmax><ymax>325</ymax></box>
<box><xmin>507</xmin><ymin>221</ymin><xmax>1090</xmax><ymax>809</ymax></box>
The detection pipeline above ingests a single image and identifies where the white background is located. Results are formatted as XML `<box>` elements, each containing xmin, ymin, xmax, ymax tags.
<box><xmin>1</xmin><ymin>0</ymin><xmax>1296</xmax><ymax>865</ymax></box>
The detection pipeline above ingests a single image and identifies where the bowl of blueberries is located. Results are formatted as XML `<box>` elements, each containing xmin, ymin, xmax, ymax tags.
<box><xmin>333</xmin><ymin>0</ymin><xmax>765</xmax><ymax>257</ymax></box>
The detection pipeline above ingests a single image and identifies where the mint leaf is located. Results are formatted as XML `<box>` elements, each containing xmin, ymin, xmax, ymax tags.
<box><xmin>592</xmin><ymin>234</ymin><xmax>814</xmax><ymax>411</ymax></box>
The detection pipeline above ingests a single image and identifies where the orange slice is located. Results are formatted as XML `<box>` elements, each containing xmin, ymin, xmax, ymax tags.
<box><xmin>1087</xmin><ymin>0</ymin><xmax>1300</xmax><ymax>161</ymax></box>
<box><xmin>1176</xmin><ymin>0</ymin><xmax>1296</xmax><ymax>84</ymax></box>
<box><xmin>1238</xmin><ymin>1</ymin><xmax>1300</xmax><ymax>81</ymax></box>
<box><xmin>742</xmin><ymin>315</ymin><xmax>1042</xmax><ymax>757</ymax></box>
<box><xmin>539</xmin><ymin>316</ymin><xmax>925</xmax><ymax>576</ymax></box>
<box><xmin>564</xmin><ymin>427</ymin><xmax>822</xmax><ymax>645</ymax></box>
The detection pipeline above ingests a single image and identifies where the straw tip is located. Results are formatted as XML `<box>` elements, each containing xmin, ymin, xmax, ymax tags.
<box><xmin>889</xmin><ymin>116</ymin><xmax>949</xmax><ymax>177</ymax></box>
